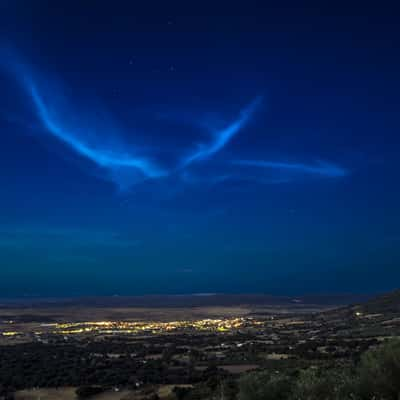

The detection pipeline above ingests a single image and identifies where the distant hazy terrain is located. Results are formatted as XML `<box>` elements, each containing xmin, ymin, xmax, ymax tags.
<box><xmin>0</xmin><ymin>293</ymin><xmax>373</xmax><ymax>323</ymax></box>
<box><xmin>0</xmin><ymin>293</ymin><xmax>372</xmax><ymax>309</ymax></box>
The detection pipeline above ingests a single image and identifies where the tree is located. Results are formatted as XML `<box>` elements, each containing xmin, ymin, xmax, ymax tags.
<box><xmin>76</xmin><ymin>386</ymin><xmax>106</xmax><ymax>399</ymax></box>
<box><xmin>173</xmin><ymin>386</ymin><xmax>191</xmax><ymax>400</ymax></box>
<box><xmin>357</xmin><ymin>339</ymin><xmax>400</xmax><ymax>400</ymax></box>
<box><xmin>238</xmin><ymin>371</ymin><xmax>292</xmax><ymax>400</ymax></box>
<box><xmin>290</xmin><ymin>367</ymin><xmax>357</xmax><ymax>400</ymax></box>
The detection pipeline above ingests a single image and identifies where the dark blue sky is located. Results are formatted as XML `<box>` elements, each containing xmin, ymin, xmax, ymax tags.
<box><xmin>1</xmin><ymin>1</ymin><xmax>400</xmax><ymax>296</ymax></box>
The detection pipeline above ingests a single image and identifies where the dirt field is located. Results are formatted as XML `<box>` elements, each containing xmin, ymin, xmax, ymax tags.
<box><xmin>15</xmin><ymin>385</ymin><xmax>195</xmax><ymax>400</ymax></box>
<box><xmin>196</xmin><ymin>364</ymin><xmax>258</xmax><ymax>374</ymax></box>
<box><xmin>157</xmin><ymin>385</ymin><xmax>193</xmax><ymax>398</ymax></box>
<box><xmin>219</xmin><ymin>364</ymin><xmax>259</xmax><ymax>373</ymax></box>
<box><xmin>15</xmin><ymin>387</ymin><xmax>135</xmax><ymax>400</ymax></box>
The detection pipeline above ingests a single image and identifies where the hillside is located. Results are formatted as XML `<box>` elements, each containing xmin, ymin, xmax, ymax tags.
<box><xmin>354</xmin><ymin>289</ymin><xmax>400</xmax><ymax>314</ymax></box>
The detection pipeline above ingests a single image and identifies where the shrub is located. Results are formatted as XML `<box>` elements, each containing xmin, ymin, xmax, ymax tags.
<box><xmin>173</xmin><ymin>386</ymin><xmax>191</xmax><ymax>400</ymax></box>
<box><xmin>290</xmin><ymin>367</ymin><xmax>358</xmax><ymax>400</ymax></box>
<box><xmin>237</xmin><ymin>340</ymin><xmax>400</xmax><ymax>400</ymax></box>
<box><xmin>357</xmin><ymin>339</ymin><xmax>400</xmax><ymax>400</ymax></box>
<box><xmin>238</xmin><ymin>370</ymin><xmax>292</xmax><ymax>400</ymax></box>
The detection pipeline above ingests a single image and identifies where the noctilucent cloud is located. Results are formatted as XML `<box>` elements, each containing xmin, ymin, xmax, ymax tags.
<box><xmin>2</xmin><ymin>56</ymin><xmax>343</xmax><ymax>189</ymax></box>
<box><xmin>1</xmin><ymin>2</ymin><xmax>400</xmax><ymax>297</ymax></box>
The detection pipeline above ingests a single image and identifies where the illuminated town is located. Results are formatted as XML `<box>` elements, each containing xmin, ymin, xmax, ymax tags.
<box><xmin>0</xmin><ymin>317</ymin><xmax>267</xmax><ymax>340</ymax></box>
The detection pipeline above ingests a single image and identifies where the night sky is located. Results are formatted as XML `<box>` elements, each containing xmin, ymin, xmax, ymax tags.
<box><xmin>1</xmin><ymin>2</ymin><xmax>400</xmax><ymax>297</ymax></box>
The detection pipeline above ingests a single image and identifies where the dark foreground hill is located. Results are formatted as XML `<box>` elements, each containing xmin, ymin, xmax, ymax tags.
<box><xmin>321</xmin><ymin>288</ymin><xmax>400</xmax><ymax>324</ymax></box>
<box><xmin>354</xmin><ymin>289</ymin><xmax>400</xmax><ymax>314</ymax></box>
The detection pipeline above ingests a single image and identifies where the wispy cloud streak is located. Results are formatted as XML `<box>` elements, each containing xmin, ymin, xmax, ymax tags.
<box><xmin>1</xmin><ymin>51</ymin><xmax>262</xmax><ymax>188</ymax></box>
<box><xmin>233</xmin><ymin>160</ymin><xmax>348</xmax><ymax>177</ymax></box>
<box><xmin>0</xmin><ymin>49</ymin><xmax>348</xmax><ymax>190</ymax></box>
<box><xmin>181</xmin><ymin>96</ymin><xmax>263</xmax><ymax>168</ymax></box>
<box><xmin>0</xmin><ymin>50</ymin><xmax>166</xmax><ymax>188</ymax></box>
<box><xmin>28</xmin><ymin>83</ymin><xmax>166</xmax><ymax>179</ymax></box>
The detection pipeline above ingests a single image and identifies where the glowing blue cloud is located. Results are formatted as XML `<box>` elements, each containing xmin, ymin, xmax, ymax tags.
<box><xmin>0</xmin><ymin>49</ymin><xmax>348</xmax><ymax>191</ymax></box>
<box><xmin>233</xmin><ymin>160</ymin><xmax>348</xmax><ymax>177</ymax></box>
<box><xmin>28</xmin><ymin>83</ymin><xmax>166</xmax><ymax>179</ymax></box>
<box><xmin>0</xmin><ymin>54</ymin><xmax>168</xmax><ymax>187</ymax></box>
<box><xmin>181</xmin><ymin>96</ymin><xmax>263</xmax><ymax>168</ymax></box>
<box><xmin>0</xmin><ymin>50</ymin><xmax>263</xmax><ymax>189</ymax></box>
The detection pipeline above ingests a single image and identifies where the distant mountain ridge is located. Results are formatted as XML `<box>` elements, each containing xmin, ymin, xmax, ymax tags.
<box><xmin>0</xmin><ymin>293</ymin><xmax>373</xmax><ymax>309</ymax></box>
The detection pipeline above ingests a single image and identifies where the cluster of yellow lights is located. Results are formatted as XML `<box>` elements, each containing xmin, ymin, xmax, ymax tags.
<box><xmin>1</xmin><ymin>317</ymin><xmax>265</xmax><ymax>337</ymax></box>
<box><xmin>1</xmin><ymin>331</ymin><xmax>19</xmax><ymax>336</ymax></box>
<box><xmin>54</xmin><ymin>317</ymin><xmax>249</xmax><ymax>335</ymax></box>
